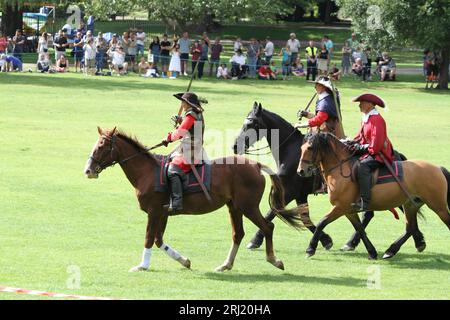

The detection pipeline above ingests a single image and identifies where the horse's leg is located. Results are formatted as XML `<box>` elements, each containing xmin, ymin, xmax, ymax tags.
<box><xmin>345</xmin><ymin>213</ymin><xmax>378</xmax><ymax>260</ymax></box>
<box><xmin>341</xmin><ymin>211</ymin><xmax>375</xmax><ymax>252</ymax></box>
<box><xmin>306</xmin><ymin>208</ymin><xmax>341</xmax><ymax>258</ymax></box>
<box><xmin>246</xmin><ymin>208</ymin><xmax>276</xmax><ymax>250</ymax></box>
<box><xmin>406</xmin><ymin>203</ymin><xmax>427</xmax><ymax>253</ymax></box>
<box><xmin>244</xmin><ymin>207</ymin><xmax>284</xmax><ymax>270</ymax></box>
<box><xmin>155</xmin><ymin>214</ymin><xmax>191</xmax><ymax>269</ymax></box>
<box><xmin>383</xmin><ymin>230</ymin><xmax>411</xmax><ymax>259</ymax></box>
<box><xmin>216</xmin><ymin>203</ymin><xmax>245</xmax><ymax>272</ymax></box>
<box><xmin>296</xmin><ymin>201</ymin><xmax>334</xmax><ymax>250</ymax></box>
<box><xmin>129</xmin><ymin>212</ymin><xmax>160</xmax><ymax>272</ymax></box>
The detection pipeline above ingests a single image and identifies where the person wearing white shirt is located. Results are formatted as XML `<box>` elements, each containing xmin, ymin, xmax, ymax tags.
<box><xmin>233</xmin><ymin>37</ymin><xmax>242</xmax><ymax>53</ymax></box>
<box><xmin>136</xmin><ymin>28</ymin><xmax>146</xmax><ymax>58</ymax></box>
<box><xmin>216</xmin><ymin>63</ymin><xmax>230</xmax><ymax>79</ymax></box>
<box><xmin>111</xmin><ymin>46</ymin><xmax>128</xmax><ymax>75</ymax></box>
<box><xmin>264</xmin><ymin>36</ymin><xmax>274</xmax><ymax>63</ymax></box>
<box><xmin>83</xmin><ymin>38</ymin><xmax>97</xmax><ymax>75</ymax></box>
<box><xmin>287</xmin><ymin>33</ymin><xmax>301</xmax><ymax>67</ymax></box>
<box><xmin>229</xmin><ymin>49</ymin><xmax>247</xmax><ymax>79</ymax></box>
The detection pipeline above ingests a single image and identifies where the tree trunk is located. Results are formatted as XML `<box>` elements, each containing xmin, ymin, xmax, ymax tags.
<box><xmin>324</xmin><ymin>0</ymin><xmax>332</xmax><ymax>25</ymax></box>
<box><xmin>1</xmin><ymin>1</ymin><xmax>23</xmax><ymax>37</ymax></box>
<box><xmin>437</xmin><ymin>47</ymin><xmax>449</xmax><ymax>90</ymax></box>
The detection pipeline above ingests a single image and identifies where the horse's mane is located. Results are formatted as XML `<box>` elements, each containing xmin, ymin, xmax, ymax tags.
<box><xmin>115</xmin><ymin>130</ymin><xmax>159</xmax><ymax>164</ymax></box>
<box><xmin>306</xmin><ymin>132</ymin><xmax>349</xmax><ymax>155</ymax></box>
<box><xmin>261</xmin><ymin>108</ymin><xmax>296</xmax><ymax>131</ymax></box>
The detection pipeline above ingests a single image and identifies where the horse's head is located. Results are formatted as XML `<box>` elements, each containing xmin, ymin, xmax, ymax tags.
<box><xmin>233</xmin><ymin>102</ymin><xmax>267</xmax><ymax>154</ymax></box>
<box><xmin>84</xmin><ymin>126</ymin><xmax>119</xmax><ymax>179</ymax></box>
<box><xmin>297</xmin><ymin>132</ymin><xmax>327</xmax><ymax>177</ymax></box>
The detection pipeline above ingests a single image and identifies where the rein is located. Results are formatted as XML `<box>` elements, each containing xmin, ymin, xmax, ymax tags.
<box><xmin>244</xmin><ymin>125</ymin><xmax>299</xmax><ymax>156</ymax></box>
<box><xmin>90</xmin><ymin>135</ymin><xmax>163</xmax><ymax>172</ymax></box>
<box><xmin>308</xmin><ymin>133</ymin><xmax>356</xmax><ymax>179</ymax></box>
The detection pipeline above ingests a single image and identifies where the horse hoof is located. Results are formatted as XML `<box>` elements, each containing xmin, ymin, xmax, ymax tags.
<box><xmin>340</xmin><ymin>244</ymin><xmax>355</xmax><ymax>252</ymax></box>
<box><xmin>368</xmin><ymin>254</ymin><xmax>378</xmax><ymax>260</ymax></box>
<box><xmin>182</xmin><ymin>258</ymin><xmax>191</xmax><ymax>269</ymax></box>
<box><xmin>382</xmin><ymin>252</ymin><xmax>395</xmax><ymax>259</ymax></box>
<box><xmin>129</xmin><ymin>265</ymin><xmax>148</xmax><ymax>272</ymax></box>
<box><xmin>416</xmin><ymin>244</ymin><xmax>426</xmax><ymax>253</ymax></box>
<box><xmin>274</xmin><ymin>260</ymin><xmax>284</xmax><ymax>270</ymax></box>
<box><xmin>322</xmin><ymin>241</ymin><xmax>333</xmax><ymax>250</ymax></box>
<box><xmin>215</xmin><ymin>264</ymin><xmax>232</xmax><ymax>272</ymax></box>
<box><xmin>305</xmin><ymin>249</ymin><xmax>316</xmax><ymax>258</ymax></box>
<box><xmin>246</xmin><ymin>242</ymin><xmax>261</xmax><ymax>250</ymax></box>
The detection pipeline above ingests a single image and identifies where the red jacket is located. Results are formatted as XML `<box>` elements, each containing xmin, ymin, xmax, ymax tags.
<box><xmin>354</xmin><ymin>113</ymin><xmax>394</xmax><ymax>163</ymax></box>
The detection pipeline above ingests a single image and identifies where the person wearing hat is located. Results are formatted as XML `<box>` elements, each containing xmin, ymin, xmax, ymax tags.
<box><xmin>350</xmin><ymin>93</ymin><xmax>394</xmax><ymax>211</ymax></box>
<box><xmin>294</xmin><ymin>76</ymin><xmax>344</xmax><ymax>138</ymax></box>
<box><xmin>161</xmin><ymin>92</ymin><xmax>207</xmax><ymax>213</ymax></box>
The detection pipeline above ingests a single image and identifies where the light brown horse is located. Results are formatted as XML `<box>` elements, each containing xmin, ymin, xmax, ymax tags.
<box><xmin>297</xmin><ymin>132</ymin><xmax>450</xmax><ymax>259</ymax></box>
<box><xmin>84</xmin><ymin>127</ymin><xmax>303</xmax><ymax>272</ymax></box>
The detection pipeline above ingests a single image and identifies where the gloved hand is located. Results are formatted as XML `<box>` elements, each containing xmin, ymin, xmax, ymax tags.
<box><xmin>297</xmin><ymin>110</ymin><xmax>310</xmax><ymax>119</ymax></box>
<box><xmin>161</xmin><ymin>139</ymin><xmax>170</xmax><ymax>147</ymax></box>
<box><xmin>351</xmin><ymin>143</ymin><xmax>369</xmax><ymax>155</ymax></box>
<box><xmin>171</xmin><ymin>115</ymin><xmax>182</xmax><ymax>126</ymax></box>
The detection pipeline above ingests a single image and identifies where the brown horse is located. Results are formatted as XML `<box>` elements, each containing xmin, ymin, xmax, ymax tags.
<box><xmin>84</xmin><ymin>127</ymin><xmax>303</xmax><ymax>272</ymax></box>
<box><xmin>297</xmin><ymin>132</ymin><xmax>450</xmax><ymax>259</ymax></box>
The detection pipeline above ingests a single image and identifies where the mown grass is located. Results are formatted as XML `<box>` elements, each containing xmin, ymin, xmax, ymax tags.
<box><xmin>0</xmin><ymin>71</ymin><xmax>449</xmax><ymax>300</ymax></box>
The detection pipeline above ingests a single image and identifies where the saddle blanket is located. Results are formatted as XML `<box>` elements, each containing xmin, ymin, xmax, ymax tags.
<box><xmin>154</xmin><ymin>155</ymin><xmax>212</xmax><ymax>194</ymax></box>
<box><xmin>375</xmin><ymin>161</ymin><xmax>404</xmax><ymax>185</ymax></box>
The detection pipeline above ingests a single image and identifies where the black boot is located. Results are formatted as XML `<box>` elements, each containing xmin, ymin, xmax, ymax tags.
<box><xmin>164</xmin><ymin>165</ymin><xmax>185</xmax><ymax>213</ymax></box>
<box><xmin>351</xmin><ymin>163</ymin><xmax>372</xmax><ymax>211</ymax></box>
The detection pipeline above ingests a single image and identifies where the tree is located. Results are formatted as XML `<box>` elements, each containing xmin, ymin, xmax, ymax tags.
<box><xmin>337</xmin><ymin>0</ymin><xmax>450</xmax><ymax>89</ymax></box>
<box><xmin>136</xmin><ymin>0</ymin><xmax>292</xmax><ymax>32</ymax></box>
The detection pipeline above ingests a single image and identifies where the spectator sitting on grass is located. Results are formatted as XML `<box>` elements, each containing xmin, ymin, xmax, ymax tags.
<box><xmin>37</xmin><ymin>52</ymin><xmax>52</xmax><ymax>73</ymax></box>
<box><xmin>329</xmin><ymin>63</ymin><xmax>341</xmax><ymax>81</ymax></box>
<box><xmin>269</xmin><ymin>60</ymin><xmax>282</xmax><ymax>76</ymax></box>
<box><xmin>291</xmin><ymin>62</ymin><xmax>305</xmax><ymax>77</ymax></box>
<box><xmin>352</xmin><ymin>57</ymin><xmax>364</xmax><ymax>77</ymax></box>
<box><xmin>230</xmin><ymin>48</ymin><xmax>247</xmax><ymax>80</ymax></box>
<box><xmin>138</xmin><ymin>56</ymin><xmax>150</xmax><ymax>75</ymax></box>
<box><xmin>258</xmin><ymin>61</ymin><xmax>276</xmax><ymax>80</ymax></box>
<box><xmin>217</xmin><ymin>63</ymin><xmax>230</xmax><ymax>79</ymax></box>
<box><xmin>379</xmin><ymin>52</ymin><xmax>396</xmax><ymax>81</ymax></box>
<box><xmin>0</xmin><ymin>53</ymin><xmax>23</xmax><ymax>72</ymax></box>
<box><xmin>143</xmin><ymin>62</ymin><xmax>160</xmax><ymax>78</ymax></box>
<box><xmin>111</xmin><ymin>46</ymin><xmax>128</xmax><ymax>76</ymax></box>
<box><xmin>55</xmin><ymin>54</ymin><xmax>69</xmax><ymax>73</ymax></box>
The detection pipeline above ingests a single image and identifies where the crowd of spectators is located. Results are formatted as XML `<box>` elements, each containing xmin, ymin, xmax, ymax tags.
<box><xmin>0</xmin><ymin>27</ymin><xmax>404</xmax><ymax>84</ymax></box>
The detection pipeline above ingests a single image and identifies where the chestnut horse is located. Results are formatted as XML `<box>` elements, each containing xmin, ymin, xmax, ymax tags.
<box><xmin>298</xmin><ymin>132</ymin><xmax>450</xmax><ymax>259</ymax></box>
<box><xmin>84</xmin><ymin>127</ymin><xmax>303</xmax><ymax>272</ymax></box>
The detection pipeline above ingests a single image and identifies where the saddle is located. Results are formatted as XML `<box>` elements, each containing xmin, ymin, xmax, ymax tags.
<box><xmin>154</xmin><ymin>155</ymin><xmax>212</xmax><ymax>194</ymax></box>
<box><xmin>350</xmin><ymin>158</ymin><xmax>404</xmax><ymax>186</ymax></box>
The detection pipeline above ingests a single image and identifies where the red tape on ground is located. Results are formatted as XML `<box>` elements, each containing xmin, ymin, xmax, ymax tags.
<box><xmin>0</xmin><ymin>285</ymin><xmax>126</xmax><ymax>300</ymax></box>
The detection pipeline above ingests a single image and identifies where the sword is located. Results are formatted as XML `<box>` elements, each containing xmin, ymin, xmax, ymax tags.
<box><xmin>174</xmin><ymin>58</ymin><xmax>201</xmax><ymax>126</ymax></box>
<box><xmin>297</xmin><ymin>92</ymin><xmax>317</xmax><ymax>120</ymax></box>
<box><xmin>379</xmin><ymin>153</ymin><xmax>419</xmax><ymax>208</ymax></box>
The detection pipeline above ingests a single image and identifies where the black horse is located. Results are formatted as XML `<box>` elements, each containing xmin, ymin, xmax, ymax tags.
<box><xmin>232</xmin><ymin>102</ymin><xmax>377</xmax><ymax>251</ymax></box>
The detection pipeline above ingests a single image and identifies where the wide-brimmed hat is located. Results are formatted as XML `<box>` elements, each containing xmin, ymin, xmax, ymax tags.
<box><xmin>352</xmin><ymin>93</ymin><xmax>386</xmax><ymax>108</ymax></box>
<box><xmin>314</xmin><ymin>75</ymin><xmax>333</xmax><ymax>92</ymax></box>
<box><xmin>174</xmin><ymin>92</ymin><xmax>206</xmax><ymax>111</ymax></box>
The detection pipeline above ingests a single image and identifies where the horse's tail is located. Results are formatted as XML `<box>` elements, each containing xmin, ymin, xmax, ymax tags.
<box><xmin>259</xmin><ymin>164</ymin><xmax>305</xmax><ymax>231</ymax></box>
<box><xmin>441</xmin><ymin>167</ymin><xmax>450</xmax><ymax>209</ymax></box>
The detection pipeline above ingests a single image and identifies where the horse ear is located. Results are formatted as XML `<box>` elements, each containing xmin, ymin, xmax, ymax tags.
<box><xmin>97</xmin><ymin>126</ymin><xmax>103</xmax><ymax>135</ymax></box>
<box><xmin>255</xmin><ymin>103</ymin><xmax>262</xmax><ymax>115</ymax></box>
<box><xmin>111</xmin><ymin>126</ymin><xmax>117</xmax><ymax>135</ymax></box>
<box><xmin>253</xmin><ymin>101</ymin><xmax>258</xmax><ymax>109</ymax></box>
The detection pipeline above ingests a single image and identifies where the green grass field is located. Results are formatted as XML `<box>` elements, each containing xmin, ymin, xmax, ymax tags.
<box><xmin>0</xmin><ymin>71</ymin><xmax>449</xmax><ymax>300</ymax></box>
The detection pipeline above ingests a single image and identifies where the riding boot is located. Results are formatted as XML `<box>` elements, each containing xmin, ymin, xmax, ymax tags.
<box><xmin>351</xmin><ymin>163</ymin><xmax>372</xmax><ymax>211</ymax></box>
<box><xmin>164</xmin><ymin>165</ymin><xmax>186</xmax><ymax>214</ymax></box>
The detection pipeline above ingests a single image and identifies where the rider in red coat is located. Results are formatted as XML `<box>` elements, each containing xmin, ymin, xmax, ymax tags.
<box><xmin>351</xmin><ymin>93</ymin><xmax>394</xmax><ymax>211</ymax></box>
<box><xmin>162</xmin><ymin>92</ymin><xmax>206</xmax><ymax>213</ymax></box>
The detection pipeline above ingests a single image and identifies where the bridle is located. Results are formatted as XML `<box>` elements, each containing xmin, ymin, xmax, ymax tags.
<box><xmin>302</xmin><ymin>132</ymin><xmax>356</xmax><ymax>178</ymax></box>
<box><xmin>89</xmin><ymin>134</ymin><xmax>147</xmax><ymax>173</ymax></box>
<box><xmin>241</xmin><ymin>117</ymin><xmax>298</xmax><ymax>156</ymax></box>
